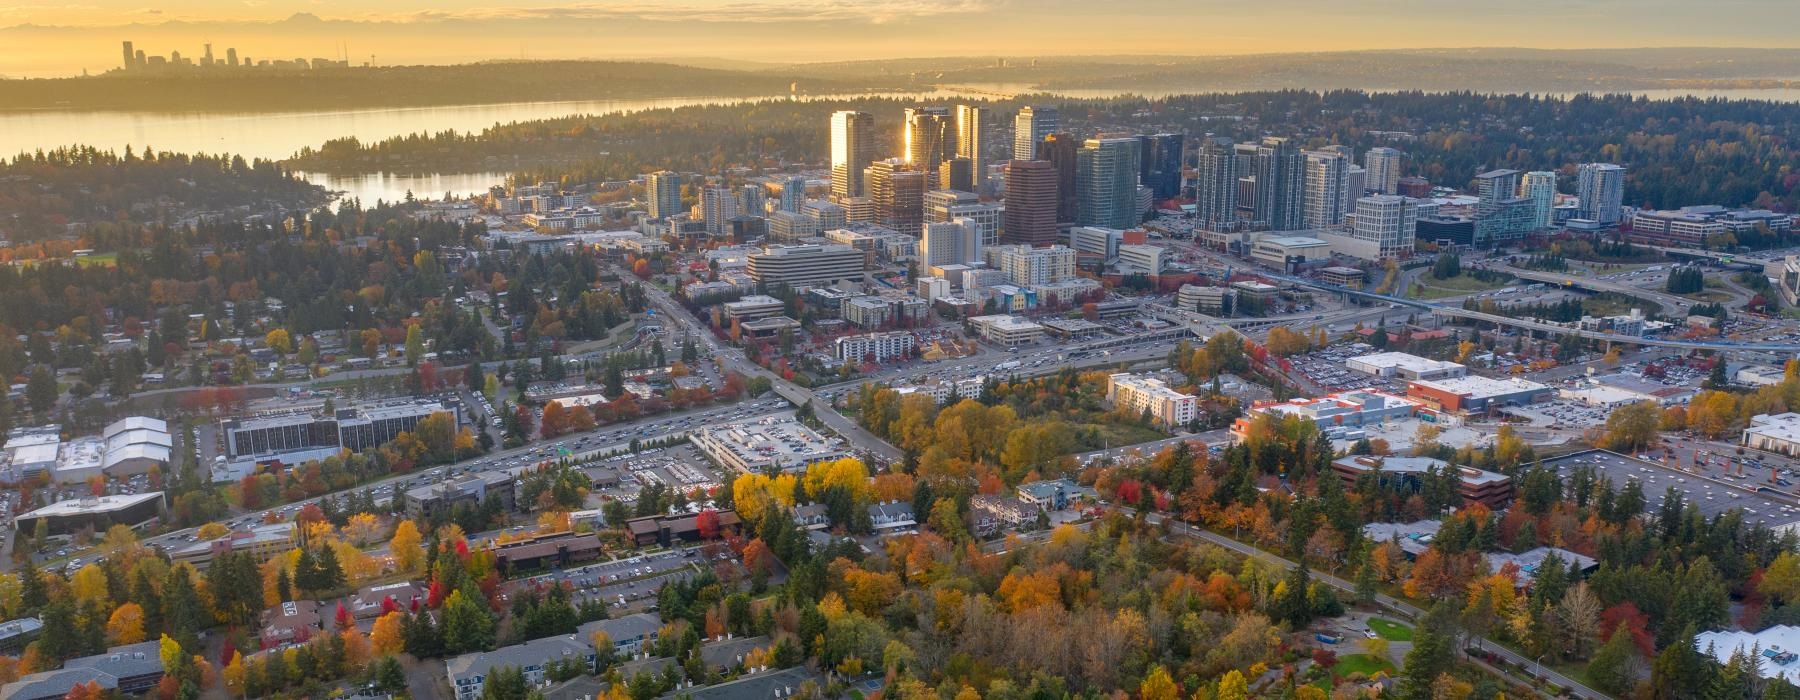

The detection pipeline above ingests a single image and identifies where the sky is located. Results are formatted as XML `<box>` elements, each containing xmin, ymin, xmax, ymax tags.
<box><xmin>3</xmin><ymin>0</ymin><xmax>1800</xmax><ymax>78</ymax></box>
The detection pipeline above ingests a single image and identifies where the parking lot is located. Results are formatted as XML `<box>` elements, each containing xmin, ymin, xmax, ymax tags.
<box><xmin>1541</xmin><ymin>450</ymin><xmax>1800</xmax><ymax>528</ymax></box>
<box><xmin>1288</xmin><ymin>343</ymin><xmax>1413</xmax><ymax>394</ymax></box>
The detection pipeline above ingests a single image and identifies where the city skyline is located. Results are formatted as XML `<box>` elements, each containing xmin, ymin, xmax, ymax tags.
<box><xmin>6</xmin><ymin>1</ymin><xmax>1800</xmax><ymax>77</ymax></box>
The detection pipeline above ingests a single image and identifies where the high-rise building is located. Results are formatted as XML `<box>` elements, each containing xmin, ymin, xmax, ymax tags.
<box><xmin>646</xmin><ymin>171</ymin><xmax>682</xmax><ymax>220</ymax></box>
<box><xmin>700</xmin><ymin>187</ymin><xmax>738</xmax><ymax>235</ymax></box>
<box><xmin>1013</xmin><ymin>106</ymin><xmax>1058</xmax><ymax>161</ymax></box>
<box><xmin>1365</xmin><ymin>147</ymin><xmax>1402</xmax><ymax>195</ymax></box>
<box><xmin>1303</xmin><ymin>150</ymin><xmax>1352</xmax><ymax>229</ymax></box>
<box><xmin>1577</xmin><ymin>163</ymin><xmax>1625</xmax><ymax>225</ymax></box>
<box><xmin>1475</xmin><ymin>169</ymin><xmax>1522</xmax><ymax>207</ymax></box>
<box><xmin>1003</xmin><ymin>160</ymin><xmax>1059</xmax><ymax>246</ymax></box>
<box><xmin>904</xmin><ymin>107</ymin><xmax>954</xmax><ymax>172</ymax></box>
<box><xmin>925</xmin><ymin>190</ymin><xmax>1002</xmax><ymax>247</ymax></box>
<box><xmin>1522</xmin><ymin>171</ymin><xmax>1556</xmax><ymax>230</ymax></box>
<box><xmin>868</xmin><ymin>159</ymin><xmax>925</xmax><ymax>236</ymax></box>
<box><xmin>738</xmin><ymin>184</ymin><xmax>766</xmax><ymax>218</ymax></box>
<box><xmin>1038</xmin><ymin>133</ymin><xmax>1080</xmax><ymax>223</ymax></box>
<box><xmin>939</xmin><ymin>157</ymin><xmax>974</xmax><ymax>193</ymax></box>
<box><xmin>121</xmin><ymin>41</ymin><xmax>135</xmax><ymax>70</ymax></box>
<box><xmin>781</xmin><ymin>176</ymin><xmax>808</xmax><ymax>213</ymax></box>
<box><xmin>1077</xmin><ymin>138</ymin><xmax>1141</xmax><ymax>229</ymax></box>
<box><xmin>802</xmin><ymin>201</ymin><xmax>847</xmax><ymax>231</ymax></box>
<box><xmin>226</xmin><ymin>48</ymin><xmax>238</xmax><ymax>67</ymax></box>
<box><xmin>1474</xmin><ymin>169</ymin><xmax>1534</xmax><ymax>244</ymax></box>
<box><xmin>1145</xmin><ymin>133</ymin><xmax>1185</xmax><ymax>200</ymax></box>
<box><xmin>954</xmin><ymin>104</ymin><xmax>991</xmax><ymax>179</ymax></box>
<box><xmin>920</xmin><ymin>220</ymin><xmax>982</xmax><ymax>267</ymax></box>
<box><xmin>1194</xmin><ymin>137</ymin><xmax>1238</xmax><ymax>229</ymax></box>
<box><xmin>830</xmin><ymin>111</ymin><xmax>875</xmax><ymax>200</ymax></box>
<box><xmin>1352</xmin><ymin>195</ymin><xmax>1417</xmax><ymax>259</ymax></box>
<box><xmin>1254</xmin><ymin>137</ymin><xmax>1305</xmax><ymax>230</ymax></box>
<box><xmin>995</xmin><ymin>245</ymin><xmax>1076</xmax><ymax>286</ymax></box>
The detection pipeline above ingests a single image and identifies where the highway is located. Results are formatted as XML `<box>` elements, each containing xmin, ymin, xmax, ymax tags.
<box><xmin>1489</xmin><ymin>265</ymin><xmax>1690</xmax><ymax>316</ymax></box>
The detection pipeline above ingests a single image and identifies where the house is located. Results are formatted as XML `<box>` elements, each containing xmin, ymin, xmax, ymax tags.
<box><xmin>579</xmin><ymin>613</ymin><xmax>664</xmax><ymax>657</ymax></box>
<box><xmin>260</xmin><ymin>600</ymin><xmax>323</xmax><ymax>647</ymax></box>
<box><xmin>345</xmin><ymin>581</ymin><xmax>428</xmax><ymax>619</ymax></box>
<box><xmin>867</xmin><ymin>501</ymin><xmax>916</xmax><ymax>533</ymax></box>
<box><xmin>663</xmin><ymin>666</ymin><xmax>826</xmax><ymax>699</ymax></box>
<box><xmin>613</xmin><ymin>635</ymin><xmax>772</xmax><ymax>682</ymax></box>
<box><xmin>1016</xmin><ymin>478</ymin><xmax>1095</xmax><ymax>511</ymax></box>
<box><xmin>445</xmin><ymin>635</ymin><xmax>595</xmax><ymax>700</ymax></box>
<box><xmin>791</xmin><ymin>504</ymin><xmax>829</xmax><ymax>530</ymax></box>
<box><xmin>970</xmin><ymin>495</ymin><xmax>1037</xmax><ymax>536</ymax></box>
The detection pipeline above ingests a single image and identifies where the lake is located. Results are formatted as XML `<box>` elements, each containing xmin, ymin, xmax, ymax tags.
<box><xmin>6</xmin><ymin>84</ymin><xmax>1800</xmax><ymax>203</ymax></box>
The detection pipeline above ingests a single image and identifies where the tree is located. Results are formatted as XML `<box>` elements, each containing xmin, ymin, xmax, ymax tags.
<box><xmin>106</xmin><ymin>603</ymin><xmax>145</xmax><ymax>645</ymax></box>
<box><xmin>370</xmin><ymin>612</ymin><xmax>405</xmax><ymax>655</ymax></box>
<box><xmin>1399</xmin><ymin>600</ymin><xmax>1460</xmax><ymax>699</ymax></box>
<box><xmin>1215</xmin><ymin>669</ymin><xmax>1248</xmax><ymax>700</ymax></box>
<box><xmin>1139</xmin><ymin>665</ymin><xmax>1179</xmax><ymax>700</ymax></box>
<box><xmin>441</xmin><ymin>590</ymin><xmax>495</xmax><ymax>654</ymax></box>
<box><xmin>264</xmin><ymin>329</ymin><xmax>293</xmax><ymax>355</ymax></box>
<box><xmin>26</xmin><ymin>366</ymin><xmax>55</xmax><ymax>415</ymax></box>
<box><xmin>1602</xmin><ymin>401</ymin><xmax>1661</xmax><ymax>452</ymax></box>
<box><xmin>222</xmin><ymin>650</ymin><xmax>246</xmax><ymax>697</ymax></box>
<box><xmin>404</xmin><ymin>325</ymin><xmax>425</xmax><ymax>367</ymax></box>
<box><xmin>392</xmin><ymin>520</ymin><xmax>425</xmax><ymax>574</ymax></box>
<box><xmin>1589</xmin><ymin>626</ymin><xmax>1640</xmax><ymax>697</ymax></box>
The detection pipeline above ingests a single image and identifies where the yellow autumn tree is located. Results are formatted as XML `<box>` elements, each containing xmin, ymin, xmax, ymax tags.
<box><xmin>195</xmin><ymin>522</ymin><xmax>229</xmax><ymax>540</ymax></box>
<box><xmin>105</xmin><ymin>603</ymin><xmax>145</xmax><ymax>645</ymax></box>
<box><xmin>370</xmin><ymin>612</ymin><xmax>405</xmax><ymax>655</ymax></box>
<box><xmin>391</xmin><ymin>520</ymin><xmax>424</xmax><ymax>574</ymax></box>
<box><xmin>803</xmin><ymin>457</ymin><xmax>870</xmax><ymax>501</ymax></box>
<box><xmin>71</xmin><ymin>565</ymin><xmax>111</xmax><ymax>608</ymax></box>
<box><xmin>1140</xmin><ymin>665</ymin><xmax>1179</xmax><ymax>700</ymax></box>
<box><xmin>341</xmin><ymin>628</ymin><xmax>372</xmax><ymax>671</ymax></box>
<box><xmin>221</xmin><ymin>650</ymin><xmax>245</xmax><ymax>696</ymax></box>
<box><xmin>731</xmin><ymin>472</ymin><xmax>798</xmax><ymax>527</ymax></box>
<box><xmin>343</xmin><ymin>514</ymin><xmax>382</xmax><ymax>547</ymax></box>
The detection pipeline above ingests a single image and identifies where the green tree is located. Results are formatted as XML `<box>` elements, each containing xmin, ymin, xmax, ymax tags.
<box><xmin>1602</xmin><ymin>401</ymin><xmax>1661</xmax><ymax>452</ymax></box>
<box><xmin>1588</xmin><ymin>626</ymin><xmax>1639</xmax><ymax>697</ymax></box>
<box><xmin>441</xmin><ymin>590</ymin><xmax>495</xmax><ymax>654</ymax></box>
<box><xmin>479</xmin><ymin>665</ymin><xmax>529</xmax><ymax>700</ymax></box>
<box><xmin>405</xmin><ymin>325</ymin><xmax>425</xmax><ymax>367</ymax></box>
<box><xmin>26</xmin><ymin>365</ymin><xmax>56</xmax><ymax>414</ymax></box>
<box><xmin>1398</xmin><ymin>600</ymin><xmax>1460</xmax><ymax>699</ymax></box>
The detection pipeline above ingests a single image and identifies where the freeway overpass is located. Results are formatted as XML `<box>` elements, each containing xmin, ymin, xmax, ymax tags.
<box><xmin>1261</xmin><ymin>269</ymin><xmax>1800</xmax><ymax>353</ymax></box>
<box><xmin>1488</xmin><ymin>265</ymin><xmax>1689</xmax><ymax>315</ymax></box>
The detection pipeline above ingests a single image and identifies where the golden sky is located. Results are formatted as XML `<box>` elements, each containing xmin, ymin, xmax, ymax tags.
<box><xmin>3</xmin><ymin>0</ymin><xmax>1798</xmax><ymax>78</ymax></box>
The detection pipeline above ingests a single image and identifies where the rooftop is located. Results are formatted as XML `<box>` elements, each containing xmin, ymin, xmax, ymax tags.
<box><xmin>1349</xmin><ymin>352</ymin><xmax>1464</xmax><ymax>375</ymax></box>
<box><xmin>445</xmin><ymin>635</ymin><xmax>592</xmax><ymax>685</ymax></box>
<box><xmin>1486</xmin><ymin>547</ymin><xmax>1599</xmax><ymax>575</ymax></box>
<box><xmin>1409</xmin><ymin>375</ymin><xmax>1549</xmax><ymax>398</ymax></box>
<box><xmin>1332</xmin><ymin>455</ymin><xmax>1510</xmax><ymax>486</ymax></box>
<box><xmin>17</xmin><ymin>492</ymin><xmax>163</xmax><ymax>518</ymax></box>
<box><xmin>1695</xmin><ymin>625</ymin><xmax>1800</xmax><ymax>686</ymax></box>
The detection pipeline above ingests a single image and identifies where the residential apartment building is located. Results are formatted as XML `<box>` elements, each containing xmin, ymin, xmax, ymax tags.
<box><xmin>1106</xmin><ymin>373</ymin><xmax>1198</xmax><ymax>427</ymax></box>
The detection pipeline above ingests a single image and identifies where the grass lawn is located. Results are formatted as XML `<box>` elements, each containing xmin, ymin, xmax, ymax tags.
<box><xmin>1099</xmin><ymin>423</ymin><xmax>1172</xmax><ymax>448</ymax></box>
<box><xmin>1332</xmin><ymin>654</ymin><xmax>1396</xmax><ymax>679</ymax></box>
<box><xmin>1368</xmin><ymin>617</ymin><xmax>1414</xmax><ymax>641</ymax></box>
<box><xmin>1410</xmin><ymin>273</ymin><xmax>1514</xmax><ymax>299</ymax></box>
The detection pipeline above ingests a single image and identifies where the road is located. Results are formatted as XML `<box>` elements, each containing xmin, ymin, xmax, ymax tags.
<box><xmin>1132</xmin><ymin>508</ymin><xmax>1607</xmax><ymax>700</ymax></box>
<box><xmin>1491</xmin><ymin>265</ymin><xmax>1690</xmax><ymax>316</ymax></box>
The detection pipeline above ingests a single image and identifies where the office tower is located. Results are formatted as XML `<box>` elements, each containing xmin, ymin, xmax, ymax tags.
<box><xmin>939</xmin><ymin>157</ymin><xmax>974</xmax><ymax>193</ymax></box>
<box><xmin>646</xmin><ymin>171</ymin><xmax>682</xmax><ymax>220</ymax></box>
<box><xmin>1145</xmin><ymin>133</ymin><xmax>1185</xmax><ymax>199</ymax></box>
<box><xmin>202</xmin><ymin>43</ymin><xmax>214</xmax><ymax>67</ymax></box>
<box><xmin>1076</xmin><ymin>138</ymin><xmax>1142</xmax><ymax>229</ymax></box>
<box><xmin>920</xmin><ymin>220</ymin><xmax>982</xmax><ymax>267</ymax></box>
<box><xmin>226</xmin><ymin>48</ymin><xmax>238</xmax><ymax>67</ymax></box>
<box><xmin>737</xmin><ymin>184</ymin><xmax>766</xmax><ymax>218</ymax></box>
<box><xmin>1474</xmin><ymin>169</ymin><xmax>1533</xmax><ymax>244</ymax></box>
<box><xmin>1013</xmin><ymin>106</ymin><xmax>1058</xmax><ymax>160</ymax></box>
<box><xmin>1365</xmin><ymin>147</ymin><xmax>1402</xmax><ymax>195</ymax></box>
<box><xmin>135</xmin><ymin>50</ymin><xmax>146</xmax><ymax>67</ymax></box>
<box><xmin>700</xmin><ymin>187</ymin><xmax>738</xmax><ymax>235</ymax></box>
<box><xmin>1003</xmin><ymin>160</ymin><xmax>1059</xmax><ymax>246</ymax></box>
<box><xmin>1194</xmin><ymin>137</ymin><xmax>1237</xmax><ymax>229</ymax></box>
<box><xmin>747</xmin><ymin>244</ymin><xmax>867</xmax><ymax>286</ymax></box>
<box><xmin>1254</xmin><ymin>137</ymin><xmax>1305</xmax><ymax>230</ymax></box>
<box><xmin>925</xmin><ymin>190</ymin><xmax>1002</xmax><ymax>247</ymax></box>
<box><xmin>780</xmin><ymin>176</ymin><xmax>807</xmax><ymax>213</ymax></box>
<box><xmin>1033</xmin><ymin>133</ymin><xmax>1077</xmax><ymax>223</ymax></box>
<box><xmin>904</xmin><ymin>107</ymin><xmax>954</xmax><ymax>171</ymax></box>
<box><xmin>830</xmin><ymin>111</ymin><xmax>875</xmax><ymax>200</ymax></box>
<box><xmin>121</xmin><ymin>41</ymin><xmax>135</xmax><ymax>70</ymax></box>
<box><xmin>954</xmin><ymin>104</ymin><xmax>991</xmax><ymax>178</ymax></box>
<box><xmin>868</xmin><ymin>158</ymin><xmax>925</xmax><ymax>236</ymax></box>
<box><xmin>1577</xmin><ymin>163</ymin><xmax>1625</xmax><ymax>225</ymax></box>
<box><xmin>1302</xmin><ymin>149</ymin><xmax>1352</xmax><ymax>229</ymax></box>
<box><xmin>1353</xmin><ymin>195</ymin><xmax>1417</xmax><ymax>259</ymax></box>
<box><xmin>1522</xmin><ymin>171</ymin><xmax>1556</xmax><ymax>229</ymax></box>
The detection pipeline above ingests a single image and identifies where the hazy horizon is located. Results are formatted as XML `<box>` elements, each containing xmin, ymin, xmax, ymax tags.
<box><xmin>5</xmin><ymin>0</ymin><xmax>1800</xmax><ymax>78</ymax></box>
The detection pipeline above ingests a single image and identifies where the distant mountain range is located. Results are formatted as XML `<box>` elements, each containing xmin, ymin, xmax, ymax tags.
<box><xmin>2</xmin><ymin>47</ymin><xmax>1798</xmax><ymax>112</ymax></box>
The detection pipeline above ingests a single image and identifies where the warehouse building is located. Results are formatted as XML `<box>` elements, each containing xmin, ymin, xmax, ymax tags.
<box><xmin>1405</xmin><ymin>376</ymin><xmax>1551</xmax><ymax>414</ymax></box>
<box><xmin>1346</xmin><ymin>352</ymin><xmax>1467</xmax><ymax>381</ymax></box>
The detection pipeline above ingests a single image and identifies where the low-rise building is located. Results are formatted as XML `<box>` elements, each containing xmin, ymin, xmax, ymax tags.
<box><xmin>1236</xmin><ymin>390</ymin><xmax>1420</xmax><ymax>435</ymax></box>
<box><xmin>0</xmin><ymin>618</ymin><xmax>42</xmax><ymax>656</ymax></box>
<box><xmin>261</xmin><ymin>600</ymin><xmax>323</xmax><ymax>647</ymax></box>
<box><xmin>1016</xmin><ymin>478</ymin><xmax>1097</xmax><ymax>511</ymax></box>
<box><xmin>1249</xmin><ymin>235</ymin><xmax>1331</xmax><ymax>270</ymax></box>
<box><xmin>13</xmin><ymin>492</ymin><xmax>165</xmax><ymax>538</ymax></box>
<box><xmin>1329</xmin><ymin>455</ymin><xmax>1514</xmax><ymax>509</ymax></box>
<box><xmin>1745</xmin><ymin>412</ymin><xmax>1800</xmax><ymax>456</ymax></box>
<box><xmin>621</xmin><ymin>511</ymin><xmax>742</xmax><ymax>547</ymax></box>
<box><xmin>1694</xmin><ymin>626</ymin><xmax>1800</xmax><ymax>687</ymax></box>
<box><xmin>0</xmin><ymin>641</ymin><xmax>163</xmax><ymax>700</ymax></box>
<box><xmin>578</xmin><ymin>612</ymin><xmax>663</xmax><ymax>657</ymax></box>
<box><xmin>721</xmin><ymin>295</ymin><xmax>785</xmax><ymax>321</ymax></box>
<box><xmin>835</xmin><ymin>332</ymin><xmax>916</xmax><ymax>363</ymax></box>
<box><xmin>1319</xmin><ymin>266</ymin><xmax>1366</xmax><ymax>289</ymax></box>
<box><xmin>1105</xmin><ymin>373</ymin><xmax>1198</xmax><ymax>427</ymax></box>
<box><xmin>446</xmin><ymin>635</ymin><xmax>595</xmax><ymax>700</ymax></box>
<box><xmin>691</xmin><ymin>417</ymin><xmax>845</xmax><ymax>473</ymax></box>
<box><xmin>867</xmin><ymin>501</ymin><xmax>916</xmax><ymax>533</ymax></box>
<box><xmin>345</xmin><ymin>581</ymin><xmax>428</xmax><ymax>619</ymax></box>
<box><xmin>1176</xmin><ymin>284</ymin><xmax>1234</xmax><ymax>314</ymax></box>
<box><xmin>168</xmin><ymin>522</ymin><xmax>296</xmax><ymax>569</ymax></box>
<box><xmin>969</xmin><ymin>315</ymin><xmax>1045</xmax><ymax>346</ymax></box>
<box><xmin>403</xmin><ymin>470</ymin><xmax>515</xmax><ymax>520</ymax></box>
<box><xmin>1345</xmin><ymin>352</ymin><xmax>1466</xmax><ymax>380</ymax></box>
<box><xmin>493</xmin><ymin>532</ymin><xmax>605</xmax><ymax>571</ymax></box>
<box><xmin>1405</xmin><ymin>375</ymin><xmax>1551</xmax><ymax>414</ymax></box>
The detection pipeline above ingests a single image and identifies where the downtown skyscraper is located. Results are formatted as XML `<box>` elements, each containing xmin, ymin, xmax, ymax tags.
<box><xmin>1302</xmin><ymin>149</ymin><xmax>1352</xmax><ymax>229</ymax></box>
<box><xmin>646</xmin><ymin>171</ymin><xmax>683</xmax><ymax>220</ymax></box>
<box><xmin>1522</xmin><ymin>171</ymin><xmax>1556</xmax><ymax>229</ymax></box>
<box><xmin>1076</xmin><ymin>137</ymin><xmax>1142</xmax><ymax>229</ymax></box>
<box><xmin>1254</xmin><ymin>137</ymin><xmax>1305</xmax><ymax>231</ymax></box>
<box><xmin>830</xmin><ymin>111</ymin><xmax>875</xmax><ymax>201</ymax></box>
<box><xmin>1003</xmin><ymin>160</ymin><xmax>1059</xmax><ymax>246</ymax></box>
<box><xmin>1577</xmin><ymin>162</ymin><xmax>1625</xmax><ymax>225</ymax></box>
<box><xmin>1194</xmin><ymin>137</ymin><xmax>1237</xmax><ymax>229</ymax></box>
<box><xmin>1364</xmin><ymin>147</ymin><xmax>1402</xmax><ymax>195</ymax></box>
<box><xmin>904</xmin><ymin>107</ymin><xmax>955</xmax><ymax>172</ymax></box>
<box><xmin>954</xmin><ymin>104</ymin><xmax>992</xmax><ymax>185</ymax></box>
<box><xmin>1013</xmin><ymin>106</ymin><xmax>1058</xmax><ymax>161</ymax></box>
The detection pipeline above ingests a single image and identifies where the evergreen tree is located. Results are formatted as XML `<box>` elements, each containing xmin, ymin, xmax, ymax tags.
<box><xmin>1398</xmin><ymin>600</ymin><xmax>1460</xmax><ymax>699</ymax></box>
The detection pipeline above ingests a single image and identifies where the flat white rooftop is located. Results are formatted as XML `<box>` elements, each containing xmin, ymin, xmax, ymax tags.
<box><xmin>1410</xmin><ymin>375</ymin><xmax>1549</xmax><ymax>398</ymax></box>
<box><xmin>19</xmin><ymin>492</ymin><xmax>162</xmax><ymax>518</ymax></box>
